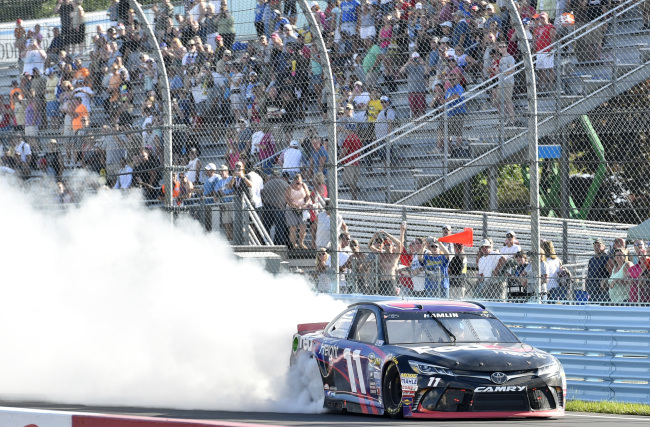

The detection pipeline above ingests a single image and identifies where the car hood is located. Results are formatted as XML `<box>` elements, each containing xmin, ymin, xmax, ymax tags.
<box><xmin>393</xmin><ymin>342</ymin><xmax>554</xmax><ymax>371</ymax></box>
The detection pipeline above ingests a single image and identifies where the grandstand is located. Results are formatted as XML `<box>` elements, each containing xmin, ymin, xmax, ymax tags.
<box><xmin>1</xmin><ymin>0</ymin><xmax>648</xmax><ymax>303</ymax></box>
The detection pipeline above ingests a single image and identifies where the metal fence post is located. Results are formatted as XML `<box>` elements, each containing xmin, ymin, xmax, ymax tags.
<box><xmin>482</xmin><ymin>213</ymin><xmax>488</xmax><ymax>240</ymax></box>
<box><xmin>562</xmin><ymin>220</ymin><xmax>569</xmax><ymax>263</ymax></box>
<box><xmin>131</xmin><ymin>0</ymin><xmax>173</xmax><ymax>223</ymax></box>
<box><xmin>505</xmin><ymin>0</ymin><xmax>539</xmax><ymax>301</ymax></box>
<box><xmin>233</xmin><ymin>195</ymin><xmax>244</xmax><ymax>245</ymax></box>
<box><xmin>443</xmin><ymin>101</ymin><xmax>449</xmax><ymax>188</ymax></box>
<box><xmin>298</xmin><ymin>0</ymin><xmax>339</xmax><ymax>289</ymax></box>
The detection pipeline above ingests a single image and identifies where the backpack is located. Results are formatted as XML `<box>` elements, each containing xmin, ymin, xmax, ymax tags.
<box><xmin>557</xmin><ymin>265</ymin><xmax>573</xmax><ymax>288</ymax></box>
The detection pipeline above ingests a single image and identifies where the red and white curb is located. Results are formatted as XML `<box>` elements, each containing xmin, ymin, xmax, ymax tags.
<box><xmin>0</xmin><ymin>407</ymin><xmax>280</xmax><ymax>427</ymax></box>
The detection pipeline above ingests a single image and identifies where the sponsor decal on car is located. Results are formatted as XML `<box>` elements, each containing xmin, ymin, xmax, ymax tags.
<box><xmin>402</xmin><ymin>397</ymin><xmax>413</xmax><ymax>406</ymax></box>
<box><xmin>402</xmin><ymin>389</ymin><xmax>416</xmax><ymax>398</ymax></box>
<box><xmin>475</xmin><ymin>386</ymin><xmax>527</xmax><ymax>393</ymax></box>
<box><xmin>401</xmin><ymin>373</ymin><xmax>419</xmax><ymax>393</ymax></box>
<box><xmin>296</xmin><ymin>335</ymin><xmax>315</xmax><ymax>352</ymax></box>
<box><xmin>319</xmin><ymin>343</ymin><xmax>339</xmax><ymax>360</ymax></box>
<box><xmin>368</xmin><ymin>353</ymin><xmax>381</xmax><ymax>367</ymax></box>
<box><xmin>424</xmin><ymin>312</ymin><xmax>459</xmax><ymax>318</ymax></box>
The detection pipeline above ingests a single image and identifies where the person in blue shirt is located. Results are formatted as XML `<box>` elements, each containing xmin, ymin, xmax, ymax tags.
<box><xmin>215</xmin><ymin>164</ymin><xmax>234</xmax><ymax>240</ymax></box>
<box><xmin>274</xmin><ymin>11</ymin><xmax>291</xmax><ymax>33</ymax></box>
<box><xmin>420</xmin><ymin>237</ymin><xmax>451</xmax><ymax>298</ymax></box>
<box><xmin>437</xmin><ymin>74</ymin><xmax>466</xmax><ymax>151</ymax></box>
<box><xmin>310</xmin><ymin>135</ymin><xmax>329</xmax><ymax>177</ymax></box>
<box><xmin>202</xmin><ymin>162</ymin><xmax>219</xmax><ymax>201</ymax></box>
<box><xmin>427</xmin><ymin>37</ymin><xmax>440</xmax><ymax>73</ymax></box>
<box><xmin>340</xmin><ymin>0</ymin><xmax>361</xmax><ymax>36</ymax></box>
<box><xmin>485</xmin><ymin>4</ymin><xmax>503</xmax><ymax>30</ymax></box>
<box><xmin>254</xmin><ymin>0</ymin><xmax>268</xmax><ymax>38</ymax></box>
<box><xmin>451</xmin><ymin>10</ymin><xmax>471</xmax><ymax>50</ymax></box>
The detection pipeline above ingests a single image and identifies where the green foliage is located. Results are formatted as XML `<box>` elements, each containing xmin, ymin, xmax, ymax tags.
<box><xmin>498</xmin><ymin>164</ymin><xmax>528</xmax><ymax>215</ymax></box>
<box><xmin>1</xmin><ymin>0</ymin><xmax>52</xmax><ymax>20</ymax></box>
<box><xmin>567</xmin><ymin>400</ymin><xmax>650</xmax><ymax>416</ymax></box>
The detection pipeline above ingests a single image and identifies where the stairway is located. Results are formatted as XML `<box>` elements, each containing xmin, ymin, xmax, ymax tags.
<box><xmin>332</xmin><ymin>1</ymin><xmax>650</xmax><ymax>204</ymax></box>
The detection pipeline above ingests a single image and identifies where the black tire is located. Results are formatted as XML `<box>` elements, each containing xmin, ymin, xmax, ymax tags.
<box><xmin>382</xmin><ymin>363</ymin><xmax>403</xmax><ymax>418</ymax></box>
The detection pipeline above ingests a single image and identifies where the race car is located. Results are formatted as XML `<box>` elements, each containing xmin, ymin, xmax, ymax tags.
<box><xmin>290</xmin><ymin>300</ymin><xmax>566</xmax><ymax>419</ymax></box>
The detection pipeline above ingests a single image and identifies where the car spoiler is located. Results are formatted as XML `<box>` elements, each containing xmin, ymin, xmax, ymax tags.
<box><xmin>297</xmin><ymin>322</ymin><xmax>329</xmax><ymax>333</ymax></box>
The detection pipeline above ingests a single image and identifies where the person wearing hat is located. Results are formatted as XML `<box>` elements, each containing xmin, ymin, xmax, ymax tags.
<box><xmin>500</xmin><ymin>230</ymin><xmax>522</xmax><ymax>258</ymax></box>
<box><xmin>202</xmin><ymin>162</ymin><xmax>218</xmax><ymax>198</ymax></box>
<box><xmin>437</xmin><ymin>62</ymin><xmax>466</xmax><ymax>152</ymax></box>
<box><xmin>484</xmin><ymin>4</ymin><xmax>503</xmax><ymax>30</ymax></box>
<box><xmin>440</xmin><ymin>225</ymin><xmax>455</xmax><ymax>255</ymax></box>
<box><xmin>282</xmin><ymin>140</ymin><xmax>303</xmax><ymax>179</ymax></box>
<box><xmin>476</xmin><ymin>238</ymin><xmax>502</xmax><ymax>299</ymax></box>
<box><xmin>418</xmin><ymin>236</ymin><xmax>452</xmax><ymax>298</ymax></box>
<box><xmin>399</xmin><ymin>51</ymin><xmax>428</xmax><ymax>118</ymax></box>
<box><xmin>491</xmin><ymin>230</ymin><xmax>523</xmax><ymax>293</ymax></box>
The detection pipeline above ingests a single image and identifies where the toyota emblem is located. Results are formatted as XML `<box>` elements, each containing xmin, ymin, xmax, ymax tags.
<box><xmin>490</xmin><ymin>372</ymin><xmax>508</xmax><ymax>384</ymax></box>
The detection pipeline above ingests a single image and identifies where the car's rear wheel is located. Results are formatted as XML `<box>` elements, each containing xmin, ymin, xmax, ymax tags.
<box><xmin>382</xmin><ymin>363</ymin><xmax>403</xmax><ymax>418</ymax></box>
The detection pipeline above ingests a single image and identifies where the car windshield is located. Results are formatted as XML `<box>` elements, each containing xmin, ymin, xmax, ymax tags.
<box><xmin>384</xmin><ymin>312</ymin><xmax>519</xmax><ymax>344</ymax></box>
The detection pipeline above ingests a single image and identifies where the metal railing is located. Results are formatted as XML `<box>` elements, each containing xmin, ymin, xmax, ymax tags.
<box><xmin>335</xmin><ymin>0</ymin><xmax>645</xmax><ymax>194</ymax></box>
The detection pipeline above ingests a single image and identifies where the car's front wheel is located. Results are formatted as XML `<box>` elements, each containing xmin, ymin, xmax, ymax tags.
<box><xmin>382</xmin><ymin>363</ymin><xmax>403</xmax><ymax>418</ymax></box>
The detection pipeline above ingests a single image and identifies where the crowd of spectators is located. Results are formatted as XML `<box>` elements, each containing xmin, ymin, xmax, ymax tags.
<box><xmin>1</xmin><ymin>1</ymin><xmax>615</xmax><ymax>188</ymax></box>
<box><xmin>312</xmin><ymin>222</ymin><xmax>649</xmax><ymax>305</ymax></box>
<box><xmin>0</xmin><ymin>0</ymin><xmax>624</xmax><ymax>261</ymax></box>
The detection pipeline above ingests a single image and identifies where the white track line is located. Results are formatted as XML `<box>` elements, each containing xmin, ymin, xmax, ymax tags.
<box><xmin>566</xmin><ymin>413</ymin><xmax>647</xmax><ymax>421</ymax></box>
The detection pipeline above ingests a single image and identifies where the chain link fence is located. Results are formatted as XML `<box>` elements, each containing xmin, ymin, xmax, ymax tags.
<box><xmin>1</xmin><ymin>1</ymin><xmax>649</xmax><ymax>304</ymax></box>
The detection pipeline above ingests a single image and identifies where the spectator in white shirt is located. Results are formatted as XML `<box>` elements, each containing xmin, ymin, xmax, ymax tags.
<box><xmin>500</xmin><ymin>230</ymin><xmax>522</xmax><ymax>258</ymax></box>
<box><xmin>477</xmin><ymin>238</ymin><xmax>502</xmax><ymax>299</ymax></box>
<box><xmin>113</xmin><ymin>157</ymin><xmax>133</xmax><ymax>190</ymax></box>
<box><xmin>281</xmin><ymin>140</ymin><xmax>302</xmax><ymax>178</ymax></box>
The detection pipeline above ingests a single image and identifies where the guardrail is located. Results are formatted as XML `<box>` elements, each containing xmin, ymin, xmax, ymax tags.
<box><xmin>331</xmin><ymin>294</ymin><xmax>650</xmax><ymax>404</ymax></box>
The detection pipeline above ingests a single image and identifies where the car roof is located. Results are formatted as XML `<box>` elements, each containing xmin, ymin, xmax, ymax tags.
<box><xmin>352</xmin><ymin>300</ymin><xmax>486</xmax><ymax>314</ymax></box>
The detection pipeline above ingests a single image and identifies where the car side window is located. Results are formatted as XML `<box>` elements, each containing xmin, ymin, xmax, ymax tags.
<box><xmin>326</xmin><ymin>309</ymin><xmax>356</xmax><ymax>339</ymax></box>
<box><xmin>349</xmin><ymin>309</ymin><xmax>378</xmax><ymax>344</ymax></box>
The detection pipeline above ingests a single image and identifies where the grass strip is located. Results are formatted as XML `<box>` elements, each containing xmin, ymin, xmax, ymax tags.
<box><xmin>567</xmin><ymin>400</ymin><xmax>650</xmax><ymax>416</ymax></box>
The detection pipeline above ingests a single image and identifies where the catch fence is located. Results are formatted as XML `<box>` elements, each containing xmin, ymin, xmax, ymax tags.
<box><xmin>1</xmin><ymin>1</ymin><xmax>650</xmax><ymax>303</ymax></box>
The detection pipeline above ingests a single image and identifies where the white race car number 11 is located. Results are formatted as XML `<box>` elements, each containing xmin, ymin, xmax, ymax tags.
<box><xmin>428</xmin><ymin>377</ymin><xmax>441</xmax><ymax>387</ymax></box>
<box><xmin>343</xmin><ymin>348</ymin><xmax>367</xmax><ymax>394</ymax></box>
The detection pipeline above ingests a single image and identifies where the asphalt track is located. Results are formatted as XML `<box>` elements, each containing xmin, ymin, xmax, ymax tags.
<box><xmin>1</xmin><ymin>402</ymin><xmax>648</xmax><ymax>427</ymax></box>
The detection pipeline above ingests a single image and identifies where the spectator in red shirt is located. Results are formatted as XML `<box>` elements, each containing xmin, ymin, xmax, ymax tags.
<box><xmin>533</xmin><ymin>12</ymin><xmax>556</xmax><ymax>92</ymax></box>
<box><xmin>340</xmin><ymin>125</ymin><xmax>362</xmax><ymax>200</ymax></box>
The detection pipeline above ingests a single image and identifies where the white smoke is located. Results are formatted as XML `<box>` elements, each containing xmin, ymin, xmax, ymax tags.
<box><xmin>0</xmin><ymin>178</ymin><xmax>344</xmax><ymax>412</ymax></box>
